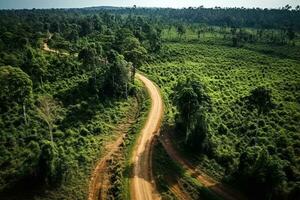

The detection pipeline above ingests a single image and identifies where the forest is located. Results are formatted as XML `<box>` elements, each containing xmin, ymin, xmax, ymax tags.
<box><xmin>0</xmin><ymin>5</ymin><xmax>300</xmax><ymax>200</ymax></box>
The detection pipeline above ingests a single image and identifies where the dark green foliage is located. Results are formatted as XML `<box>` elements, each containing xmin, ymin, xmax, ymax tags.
<box><xmin>173</xmin><ymin>76</ymin><xmax>211</xmax><ymax>152</ymax></box>
<box><xmin>104</xmin><ymin>50</ymin><xmax>130</xmax><ymax>97</ymax></box>
<box><xmin>0</xmin><ymin>66</ymin><xmax>32</xmax><ymax>112</ymax></box>
<box><xmin>108</xmin><ymin>7</ymin><xmax>300</xmax><ymax>31</ymax></box>
<box><xmin>246</xmin><ymin>86</ymin><xmax>276</xmax><ymax>113</ymax></box>
<box><xmin>177</xmin><ymin>24</ymin><xmax>186</xmax><ymax>38</ymax></box>
<box><xmin>1</xmin><ymin>5</ymin><xmax>300</xmax><ymax>200</ymax></box>
<box><xmin>78</xmin><ymin>47</ymin><xmax>97</xmax><ymax>66</ymax></box>
<box><xmin>234</xmin><ymin>147</ymin><xmax>287</xmax><ymax>199</ymax></box>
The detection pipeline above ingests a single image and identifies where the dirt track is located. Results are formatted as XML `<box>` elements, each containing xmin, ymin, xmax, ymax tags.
<box><xmin>160</xmin><ymin>133</ymin><xmax>247</xmax><ymax>200</ymax></box>
<box><xmin>43</xmin><ymin>34</ymin><xmax>69</xmax><ymax>55</ymax></box>
<box><xmin>130</xmin><ymin>73</ymin><xmax>164</xmax><ymax>200</ymax></box>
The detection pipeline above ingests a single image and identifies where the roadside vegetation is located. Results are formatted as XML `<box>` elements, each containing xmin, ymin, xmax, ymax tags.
<box><xmin>153</xmin><ymin>137</ymin><xmax>222</xmax><ymax>200</ymax></box>
<box><xmin>1</xmin><ymin>5</ymin><xmax>300</xmax><ymax>200</ymax></box>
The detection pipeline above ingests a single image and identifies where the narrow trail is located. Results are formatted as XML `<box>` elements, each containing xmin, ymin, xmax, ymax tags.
<box><xmin>130</xmin><ymin>73</ymin><xmax>164</xmax><ymax>200</ymax></box>
<box><xmin>160</xmin><ymin>133</ymin><xmax>247</xmax><ymax>200</ymax></box>
<box><xmin>88</xmin><ymin>114</ymin><xmax>137</xmax><ymax>200</ymax></box>
<box><xmin>169</xmin><ymin>183</ymin><xmax>192</xmax><ymax>200</ymax></box>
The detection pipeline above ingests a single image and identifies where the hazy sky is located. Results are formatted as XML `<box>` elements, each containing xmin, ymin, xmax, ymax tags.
<box><xmin>0</xmin><ymin>0</ymin><xmax>299</xmax><ymax>9</ymax></box>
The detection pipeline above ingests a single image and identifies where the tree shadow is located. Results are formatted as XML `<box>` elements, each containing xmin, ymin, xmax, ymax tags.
<box><xmin>0</xmin><ymin>175</ymin><xmax>46</xmax><ymax>200</ymax></box>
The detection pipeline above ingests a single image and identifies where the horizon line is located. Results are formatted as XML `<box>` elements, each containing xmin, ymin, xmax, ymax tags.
<box><xmin>0</xmin><ymin>4</ymin><xmax>299</xmax><ymax>11</ymax></box>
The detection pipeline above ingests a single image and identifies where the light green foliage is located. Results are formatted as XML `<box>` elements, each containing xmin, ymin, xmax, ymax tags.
<box><xmin>37</xmin><ymin>95</ymin><xmax>60</xmax><ymax>143</ymax></box>
<box><xmin>141</xmin><ymin>28</ymin><xmax>300</xmax><ymax>198</ymax></box>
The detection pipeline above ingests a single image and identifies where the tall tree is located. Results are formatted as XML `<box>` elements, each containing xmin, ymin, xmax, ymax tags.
<box><xmin>123</xmin><ymin>37</ymin><xmax>147</xmax><ymax>82</ymax></box>
<box><xmin>177</xmin><ymin>24</ymin><xmax>186</xmax><ymax>39</ymax></box>
<box><xmin>0</xmin><ymin>66</ymin><xmax>32</xmax><ymax>123</ymax></box>
<box><xmin>104</xmin><ymin>50</ymin><xmax>130</xmax><ymax>97</ymax></box>
<box><xmin>37</xmin><ymin>96</ymin><xmax>59</xmax><ymax>145</ymax></box>
<box><xmin>78</xmin><ymin>47</ymin><xmax>96</xmax><ymax>67</ymax></box>
<box><xmin>173</xmin><ymin>76</ymin><xmax>210</xmax><ymax>146</ymax></box>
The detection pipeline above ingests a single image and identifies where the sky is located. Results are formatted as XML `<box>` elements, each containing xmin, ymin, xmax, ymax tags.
<box><xmin>0</xmin><ymin>0</ymin><xmax>299</xmax><ymax>10</ymax></box>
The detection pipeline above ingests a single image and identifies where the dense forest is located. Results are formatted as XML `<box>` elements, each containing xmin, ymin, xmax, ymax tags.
<box><xmin>103</xmin><ymin>6</ymin><xmax>300</xmax><ymax>30</ymax></box>
<box><xmin>0</xmin><ymin>5</ymin><xmax>300</xmax><ymax>200</ymax></box>
<box><xmin>0</xmin><ymin>8</ymin><xmax>159</xmax><ymax>199</ymax></box>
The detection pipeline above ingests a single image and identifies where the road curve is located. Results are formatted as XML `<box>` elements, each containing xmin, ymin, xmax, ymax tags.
<box><xmin>131</xmin><ymin>73</ymin><xmax>164</xmax><ymax>200</ymax></box>
<box><xmin>43</xmin><ymin>39</ymin><xmax>163</xmax><ymax>199</ymax></box>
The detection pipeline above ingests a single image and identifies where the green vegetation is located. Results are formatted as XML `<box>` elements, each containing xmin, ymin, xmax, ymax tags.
<box><xmin>102</xmin><ymin>80</ymin><xmax>151</xmax><ymax>200</ymax></box>
<box><xmin>141</xmin><ymin>25</ymin><xmax>300</xmax><ymax>199</ymax></box>
<box><xmin>1</xmin><ymin>5</ymin><xmax>300</xmax><ymax>200</ymax></box>
<box><xmin>0</xmin><ymin>9</ymin><xmax>159</xmax><ymax>200</ymax></box>
<box><xmin>153</xmin><ymin>138</ymin><xmax>222</xmax><ymax>200</ymax></box>
<box><xmin>173</xmin><ymin>76</ymin><xmax>211</xmax><ymax>151</ymax></box>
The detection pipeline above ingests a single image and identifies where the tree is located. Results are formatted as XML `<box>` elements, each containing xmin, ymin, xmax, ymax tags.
<box><xmin>247</xmin><ymin>86</ymin><xmax>275</xmax><ymax>113</ymax></box>
<box><xmin>78</xmin><ymin>47</ymin><xmax>96</xmax><ymax>67</ymax></box>
<box><xmin>80</xmin><ymin>20</ymin><xmax>93</xmax><ymax>36</ymax></box>
<box><xmin>177</xmin><ymin>24</ymin><xmax>186</xmax><ymax>39</ymax></box>
<box><xmin>123</xmin><ymin>37</ymin><xmax>147</xmax><ymax>82</ymax></box>
<box><xmin>186</xmin><ymin>112</ymin><xmax>209</xmax><ymax>152</ymax></box>
<box><xmin>67</xmin><ymin>29</ymin><xmax>79</xmax><ymax>42</ymax></box>
<box><xmin>148</xmin><ymin>29</ymin><xmax>162</xmax><ymax>52</ymax></box>
<box><xmin>23</xmin><ymin>48</ymin><xmax>48</xmax><ymax>86</ymax></box>
<box><xmin>284</xmin><ymin>4</ymin><xmax>292</xmax><ymax>10</ymax></box>
<box><xmin>235</xmin><ymin>147</ymin><xmax>286</xmax><ymax>199</ymax></box>
<box><xmin>37</xmin><ymin>96</ymin><xmax>59</xmax><ymax>145</ymax></box>
<box><xmin>173</xmin><ymin>76</ymin><xmax>210</xmax><ymax>146</ymax></box>
<box><xmin>0</xmin><ymin>66</ymin><xmax>32</xmax><ymax>123</ymax></box>
<box><xmin>197</xmin><ymin>29</ymin><xmax>202</xmax><ymax>40</ymax></box>
<box><xmin>38</xmin><ymin>140</ymin><xmax>59</xmax><ymax>185</ymax></box>
<box><xmin>287</xmin><ymin>25</ymin><xmax>296</xmax><ymax>42</ymax></box>
<box><xmin>104</xmin><ymin>50</ymin><xmax>130</xmax><ymax>97</ymax></box>
<box><xmin>231</xmin><ymin>27</ymin><xmax>240</xmax><ymax>47</ymax></box>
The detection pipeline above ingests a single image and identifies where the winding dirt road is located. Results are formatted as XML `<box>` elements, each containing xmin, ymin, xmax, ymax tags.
<box><xmin>130</xmin><ymin>73</ymin><xmax>164</xmax><ymax>200</ymax></box>
<box><xmin>43</xmin><ymin>38</ymin><xmax>244</xmax><ymax>200</ymax></box>
<box><xmin>43</xmin><ymin>38</ymin><xmax>164</xmax><ymax>200</ymax></box>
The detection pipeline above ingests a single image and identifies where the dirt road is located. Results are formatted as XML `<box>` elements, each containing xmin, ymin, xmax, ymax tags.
<box><xmin>42</xmin><ymin>38</ymin><xmax>163</xmax><ymax>200</ymax></box>
<box><xmin>130</xmin><ymin>73</ymin><xmax>164</xmax><ymax>200</ymax></box>
<box><xmin>160</xmin><ymin>133</ymin><xmax>247</xmax><ymax>200</ymax></box>
<box><xmin>42</xmin><ymin>37</ymin><xmax>242</xmax><ymax>200</ymax></box>
<box><xmin>43</xmin><ymin>34</ymin><xmax>69</xmax><ymax>55</ymax></box>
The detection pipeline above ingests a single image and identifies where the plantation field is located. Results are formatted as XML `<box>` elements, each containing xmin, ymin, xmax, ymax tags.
<box><xmin>142</xmin><ymin>33</ymin><xmax>300</xmax><ymax>197</ymax></box>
